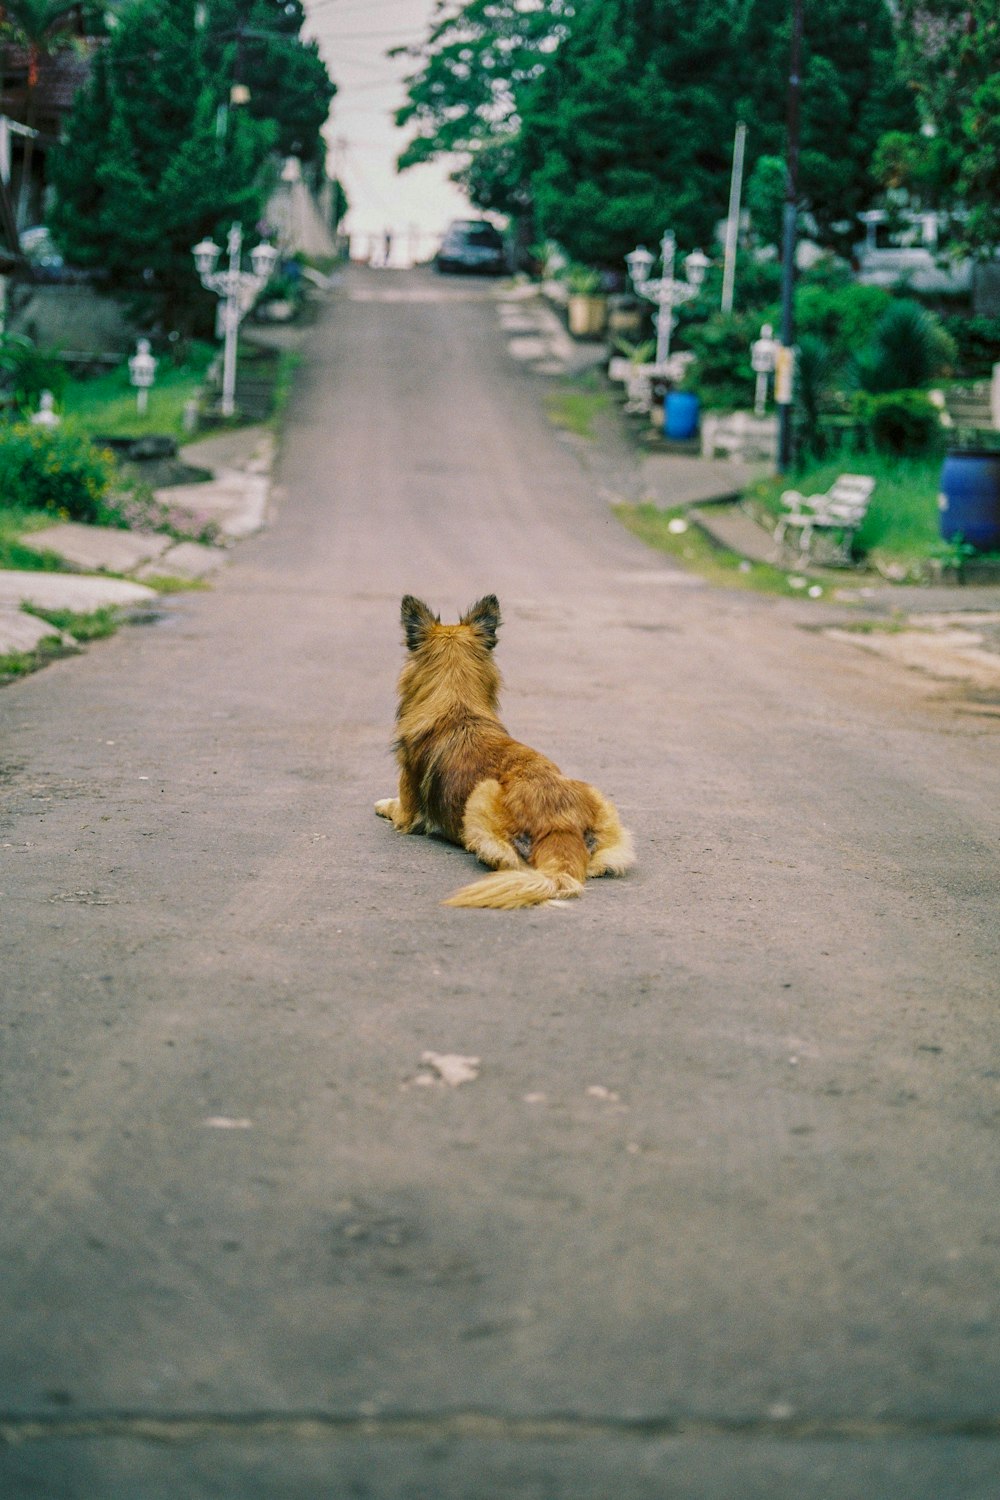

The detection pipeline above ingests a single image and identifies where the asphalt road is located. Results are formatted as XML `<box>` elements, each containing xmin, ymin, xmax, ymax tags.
<box><xmin>2</xmin><ymin>267</ymin><xmax>999</xmax><ymax>1499</ymax></box>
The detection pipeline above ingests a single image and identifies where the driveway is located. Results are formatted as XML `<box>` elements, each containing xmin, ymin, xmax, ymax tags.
<box><xmin>2</xmin><ymin>267</ymin><xmax>998</xmax><ymax>1498</ymax></box>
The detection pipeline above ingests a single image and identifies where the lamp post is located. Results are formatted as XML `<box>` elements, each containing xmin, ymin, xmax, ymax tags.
<box><xmin>192</xmin><ymin>222</ymin><xmax>277</xmax><ymax>418</ymax></box>
<box><xmin>626</xmin><ymin>232</ymin><xmax>709</xmax><ymax>374</ymax></box>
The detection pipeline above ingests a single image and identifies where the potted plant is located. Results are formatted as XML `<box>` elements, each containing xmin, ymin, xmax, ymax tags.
<box><xmin>564</xmin><ymin>265</ymin><xmax>607</xmax><ymax>338</ymax></box>
<box><xmin>608</xmin><ymin>337</ymin><xmax>655</xmax><ymax>384</ymax></box>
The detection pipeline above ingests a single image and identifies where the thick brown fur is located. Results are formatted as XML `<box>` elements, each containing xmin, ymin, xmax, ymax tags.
<box><xmin>375</xmin><ymin>594</ymin><xmax>635</xmax><ymax>908</ymax></box>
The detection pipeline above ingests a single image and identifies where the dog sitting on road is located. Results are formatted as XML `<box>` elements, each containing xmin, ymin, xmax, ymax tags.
<box><xmin>375</xmin><ymin>594</ymin><xmax>635</xmax><ymax>909</ymax></box>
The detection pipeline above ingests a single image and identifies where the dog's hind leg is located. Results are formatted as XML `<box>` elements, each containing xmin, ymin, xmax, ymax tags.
<box><xmin>375</xmin><ymin>768</ymin><xmax>424</xmax><ymax>833</ymax></box>
<box><xmin>461</xmin><ymin>779</ymin><xmax>521</xmax><ymax>871</ymax></box>
<box><xmin>584</xmin><ymin>790</ymin><xmax>635</xmax><ymax>877</ymax></box>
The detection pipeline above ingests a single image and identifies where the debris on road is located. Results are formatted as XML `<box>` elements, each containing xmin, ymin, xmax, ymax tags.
<box><xmin>414</xmin><ymin>1052</ymin><xmax>481</xmax><ymax>1088</ymax></box>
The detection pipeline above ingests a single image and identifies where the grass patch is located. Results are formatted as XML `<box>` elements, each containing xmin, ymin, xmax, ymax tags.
<box><xmin>270</xmin><ymin>350</ymin><xmax>301</xmax><ymax>426</ymax></box>
<box><xmin>545</xmin><ymin>384</ymin><xmax>610</xmax><ymax>440</ymax></box>
<box><xmin>0</xmin><ymin>504</ymin><xmax>68</xmax><ymax>571</ymax></box>
<box><xmin>22</xmin><ymin>603</ymin><xmax>122</xmax><ymax>641</ymax></box>
<box><xmin>0</xmin><ymin>644</ymin><xmax>55</xmax><ymax>683</ymax></box>
<box><xmin>613</xmin><ymin>503</ymin><xmax>827</xmax><ymax>596</ymax></box>
<box><xmin>139</xmin><ymin>574</ymin><xmax>210</xmax><ymax>593</ymax></box>
<box><xmin>59</xmin><ymin>343</ymin><xmax>216</xmax><ymax>440</ymax></box>
<box><xmin>0</xmin><ymin>623</ymin><xmax>80</xmax><ymax>685</ymax></box>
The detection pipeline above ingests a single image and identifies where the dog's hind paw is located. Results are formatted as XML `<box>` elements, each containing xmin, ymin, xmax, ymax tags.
<box><xmin>375</xmin><ymin>797</ymin><xmax>399</xmax><ymax>820</ymax></box>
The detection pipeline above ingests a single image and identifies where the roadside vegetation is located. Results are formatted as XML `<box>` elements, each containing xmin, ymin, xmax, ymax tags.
<box><xmin>613</xmin><ymin>505</ymin><xmax>821</xmax><ymax>598</ymax></box>
<box><xmin>544</xmin><ymin>385</ymin><xmax>611</xmax><ymax>440</ymax></box>
<box><xmin>60</xmin><ymin>343</ymin><xmax>216</xmax><ymax>441</ymax></box>
<box><xmin>749</xmin><ymin>452</ymin><xmax>941</xmax><ymax>562</ymax></box>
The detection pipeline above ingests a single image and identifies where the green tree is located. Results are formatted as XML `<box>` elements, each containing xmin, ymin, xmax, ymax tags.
<box><xmin>732</xmin><ymin>0</ymin><xmax>913</xmax><ymax>247</ymax></box>
<box><xmin>48</xmin><ymin>0</ymin><xmax>277</xmax><ymax>329</ymax></box>
<box><xmin>876</xmin><ymin>0</ymin><xmax>1000</xmax><ymax>254</ymax></box>
<box><xmin>518</xmin><ymin>0</ymin><xmax>913</xmax><ymax>265</ymax></box>
<box><xmin>200</xmin><ymin>0</ymin><xmax>335</xmax><ymax>176</ymax></box>
<box><xmin>393</xmin><ymin>0</ymin><xmax>575</xmax><ymax>214</ymax></box>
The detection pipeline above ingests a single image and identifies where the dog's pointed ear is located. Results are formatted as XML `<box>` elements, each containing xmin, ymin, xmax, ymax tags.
<box><xmin>401</xmin><ymin>595</ymin><xmax>438</xmax><ymax>651</ymax></box>
<box><xmin>461</xmin><ymin>594</ymin><xmax>502</xmax><ymax>651</ymax></box>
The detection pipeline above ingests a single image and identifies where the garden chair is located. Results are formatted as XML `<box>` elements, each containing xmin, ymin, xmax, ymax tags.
<box><xmin>774</xmin><ymin>473</ymin><xmax>876</xmax><ymax>565</ymax></box>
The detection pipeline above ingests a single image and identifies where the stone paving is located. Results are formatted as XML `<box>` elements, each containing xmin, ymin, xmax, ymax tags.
<box><xmin>0</xmin><ymin>424</ymin><xmax>269</xmax><ymax>659</ymax></box>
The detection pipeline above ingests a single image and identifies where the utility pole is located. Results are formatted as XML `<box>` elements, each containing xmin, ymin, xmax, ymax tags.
<box><xmin>721</xmin><ymin>121</ymin><xmax>747</xmax><ymax>316</ymax></box>
<box><xmin>776</xmin><ymin>0</ymin><xmax>804</xmax><ymax>473</ymax></box>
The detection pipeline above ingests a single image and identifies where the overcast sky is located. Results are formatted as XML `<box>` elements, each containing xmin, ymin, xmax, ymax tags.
<box><xmin>301</xmin><ymin>0</ymin><xmax>472</xmax><ymax>261</ymax></box>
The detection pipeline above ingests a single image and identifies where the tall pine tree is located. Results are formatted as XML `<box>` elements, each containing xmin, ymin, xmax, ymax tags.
<box><xmin>47</xmin><ymin>0</ymin><xmax>335</xmax><ymax>327</ymax></box>
<box><xmin>521</xmin><ymin>0</ymin><xmax>913</xmax><ymax>265</ymax></box>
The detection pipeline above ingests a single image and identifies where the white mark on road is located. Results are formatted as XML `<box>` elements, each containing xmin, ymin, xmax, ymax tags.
<box><xmin>413</xmin><ymin>1052</ymin><xmax>481</xmax><ymax>1088</ymax></box>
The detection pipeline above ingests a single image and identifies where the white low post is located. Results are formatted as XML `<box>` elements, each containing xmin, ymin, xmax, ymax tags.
<box><xmin>751</xmin><ymin>324</ymin><xmax>777</xmax><ymax>418</ymax></box>
<box><xmin>128</xmin><ymin>338</ymin><xmax>157</xmax><ymax>415</ymax></box>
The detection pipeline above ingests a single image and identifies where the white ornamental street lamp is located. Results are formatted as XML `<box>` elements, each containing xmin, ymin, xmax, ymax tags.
<box><xmin>192</xmin><ymin>222</ymin><xmax>278</xmax><ymax>417</ymax></box>
<box><xmin>626</xmin><ymin>232</ymin><xmax>709</xmax><ymax>373</ymax></box>
<box><xmin>128</xmin><ymin>338</ymin><xmax>157</xmax><ymax>415</ymax></box>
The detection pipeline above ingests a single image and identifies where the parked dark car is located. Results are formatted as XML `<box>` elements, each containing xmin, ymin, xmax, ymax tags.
<box><xmin>434</xmin><ymin>220</ymin><xmax>507</xmax><ymax>276</ymax></box>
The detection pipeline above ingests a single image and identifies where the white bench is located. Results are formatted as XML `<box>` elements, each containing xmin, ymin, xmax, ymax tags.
<box><xmin>774</xmin><ymin>473</ymin><xmax>876</xmax><ymax>564</ymax></box>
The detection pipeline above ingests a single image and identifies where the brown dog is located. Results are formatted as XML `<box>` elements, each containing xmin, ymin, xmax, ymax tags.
<box><xmin>375</xmin><ymin>595</ymin><xmax>634</xmax><ymax>908</ymax></box>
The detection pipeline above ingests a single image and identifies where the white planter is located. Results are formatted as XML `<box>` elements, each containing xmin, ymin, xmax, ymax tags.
<box><xmin>567</xmin><ymin>294</ymin><xmax>607</xmax><ymax>337</ymax></box>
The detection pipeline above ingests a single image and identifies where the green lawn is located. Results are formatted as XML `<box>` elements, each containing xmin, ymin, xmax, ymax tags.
<box><xmin>59</xmin><ymin>342</ymin><xmax>216</xmax><ymax>440</ymax></box>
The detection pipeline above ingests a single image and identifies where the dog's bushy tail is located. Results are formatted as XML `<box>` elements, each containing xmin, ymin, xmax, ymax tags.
<box><xmin>442</xmin><ymin>868</ymin><xmax>583</xmax><ymax>910</ymax></box>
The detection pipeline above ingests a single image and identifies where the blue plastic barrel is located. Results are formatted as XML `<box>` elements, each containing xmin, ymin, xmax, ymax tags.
<box><xmin>665</xmin><ymin>391</ymin><xmax>700</xmax><ymax>441</ymax></box>
<box><xmin>939</xmin><ymin>449</ymin><xmax>1000</xmax><ymax>552</ymax></box>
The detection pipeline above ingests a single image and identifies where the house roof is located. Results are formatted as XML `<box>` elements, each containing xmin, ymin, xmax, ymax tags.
<box><xmin>0</xmin><ymin>40</ymin><xmax>98</xmax><ymax>137</ymax></box>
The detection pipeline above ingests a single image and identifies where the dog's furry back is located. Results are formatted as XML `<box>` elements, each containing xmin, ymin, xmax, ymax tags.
<box><xmin>376</xmin><ymin>595</ymin><xmax>634</xmax><ymax>908</ymax></box>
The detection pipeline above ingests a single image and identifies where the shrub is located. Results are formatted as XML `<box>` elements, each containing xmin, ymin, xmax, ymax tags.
<box><xmin>795</xmin><ymin>281</ymin><xmax>893</xmax><ymax>362</ymax></box>
<box><xmin>853</xmin><ymin>299</ymin><xmax>956</xmax><ymax>393</ymax></box>
<box><xmin>0</xmin><ymin>424</ymin><xmax>115</xmax><ymax>522</ymax></box>
<box><xmin>794</xmin><ymin>333</ymin><xmax>836</xmax><ymax>457</ymax></box>
<box><xmin>854</xmin><ymin>389</ymin><xmax>943</xmax><ymax>454</ymax></box>
<box><xmin>941</xmin><ymin>315</ymin><xmax>1000</xmax><ymax>379</ymax></box>
<box><xmin>0</xmin><ymin>334</ymin><xmax>67</xmax><ymax>414</ymax></box>
<box><xmin>678</xmin><ymin>311</ymin><xmax>759</xmax><ymax>409</ymax></box>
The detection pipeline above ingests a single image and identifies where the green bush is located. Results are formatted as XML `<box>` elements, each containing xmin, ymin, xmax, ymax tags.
<box><xmin>941</xmin><ymin>315</ymin><xmax>1000</xmax><ymax>379</ymax></box>
<box><xmin>0</xmin><ymin>334</ymin><xmax>67</xmax><ymax>414</ymax></box>
<box><xmin>853</xmin><ymin>299</ymin><xmax>956</xmax><ymax>393</ymax></box>
<box><xmin>678</xmin><ymin>310</ymin><xmax>759</xmax><ymax>409</ymax></box>
<box><xmin>854</xmin><ymin>389</ymin><xmax>943</xmax><ymax>455</ymax></box>
<box><xmin>794</xmin><ymin>333</ymin><xmax>836</xmax><ymax>457</ymax></box>
<box><xmin>0</xmin><ymin>424</ymin><xmax>116</xmax><ymax>522</ymax></box>
<box><xmin>794</xmin><ymin>281</ymin><xmax>893</xmax><ymax>362</ymax></box>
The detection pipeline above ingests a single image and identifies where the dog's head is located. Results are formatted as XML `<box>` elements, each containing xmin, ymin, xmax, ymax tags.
<box><xmin>401</xmin><ymin>594</ymin><xmax>501</xmax><ymax>654</ymax></box>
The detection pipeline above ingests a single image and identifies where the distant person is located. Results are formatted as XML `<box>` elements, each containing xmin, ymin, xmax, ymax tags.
<box><xmin>383</xmin><ymin>229</ymin><xmax>393</xmax><ymax>267</ymax></box>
